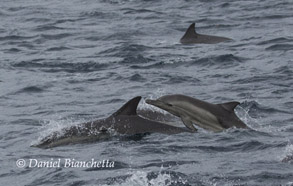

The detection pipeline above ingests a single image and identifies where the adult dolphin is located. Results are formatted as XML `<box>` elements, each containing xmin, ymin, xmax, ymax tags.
<box><xmin>33</xmin><ymin>96</ymin><xmax>193</xmax><ymax>148</ymax></box>
<box><xmin>146</xmin><ymin>94</ymin><xmax>248</xmax><ymax>132</ymax></box>
<box><xmin>180</xmin><ymin>23</ymin><xmax>232</xmax><ymax>44</ymax></box>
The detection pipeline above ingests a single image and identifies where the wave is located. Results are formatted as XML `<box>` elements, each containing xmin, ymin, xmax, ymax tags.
<box><xmin>265</xmin><ymin>44</ymin><xmax>293</xmax><ymax>51</ymax></box>
<box><xmin>32</xmin><ymin>25</ymin><xmax>66</xmax><ymax>32</ymax></box>
<box><xmin>194</xmin><ymin>140</ymin><xmax>274</xmax><ymax>153</ymax></box>
<box><xmin>38</xmin><ymin>33</ymin><xmax>74</xmax><ymax>40</ymax></box>
<box><xmin>240</xmin><ymin>100</ymin><xmax>290</xmax><ymax>117</ymax></box>
<box><xmin>0</xmin><ymin>35</ymin><xmax>36</xmax><ymax>42</ymax></box>
<box><xmin>189</xmin><ymin>54</ymin><xmax>245</xmax><ymax>68</ymax></box>
<box><xmin>257</xmin><ymin>37</ymin><xmax>293</xmax><ymax>45</ymax></box>
<box><xmin>12</xmin><ymin>60</ymin><xmax>109</xmax><ymax>73</ymax></box>
<box><xmin>233</xmin><ymin>74</ymin><xmax>291</xmax><ymax>84</ymax></box>
<box><xmin>15</xmin><ymin>86</ymin><xmax>46</xmax><ymax>94</ymax></box>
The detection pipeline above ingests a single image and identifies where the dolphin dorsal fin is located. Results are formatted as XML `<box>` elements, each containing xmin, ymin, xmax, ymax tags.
<box><xmin>219</xmin><ymin>102</ymin><xmax>240</xmax><ymax>112</ymax></box>
<box><xmin>181</xmin><ymin>23</ymin><xmax>197</xmax><ymax>40</ymax></box>
<box><xmin>112</xmin><ymin>96</ymin><xmax>141</xmax><ymax>116</ymax></box>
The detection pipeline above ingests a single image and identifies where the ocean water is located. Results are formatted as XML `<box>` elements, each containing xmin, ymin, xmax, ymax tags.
<box><xmin>0</xmin><ymin>0</ymin><xmax>293</xmax><ymax>185</ymax></box>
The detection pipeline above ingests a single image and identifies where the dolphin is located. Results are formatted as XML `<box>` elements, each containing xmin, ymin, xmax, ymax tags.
<box><xmin>180</xmin><ymin>23</ymin><xmax>232</xmax><ymax>44</ymax></box>
<box><xmin>33</xmin><ymin>96</ymin><xmax>192</xmax><ymax>148</ymax></box>
<box><xmin>146</xmin><ymin>94</ymin><xmax>248</xmax><ymax>132</ymax></box>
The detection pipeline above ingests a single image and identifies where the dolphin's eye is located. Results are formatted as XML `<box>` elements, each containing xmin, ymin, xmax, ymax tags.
<box><xmin>166</xmin><ymin>103</ymin><xmax>173</xmax><ymax>107</ymax></box>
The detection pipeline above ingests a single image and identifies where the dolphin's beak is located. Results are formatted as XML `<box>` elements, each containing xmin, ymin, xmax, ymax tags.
<box><xmin>146</xmin><ymin>99</ymin><xmax>173</xmax><ymax>113</ymax></box>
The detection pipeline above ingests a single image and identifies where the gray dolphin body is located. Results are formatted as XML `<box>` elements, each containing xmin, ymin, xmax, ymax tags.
<box><xmin>33</xmin><ymin>96</ymin><xmax>192</xmax><ymax>148</ymax></box>
<box><xmin>180</xmin><ymin>23</ymin><xmax>232</xmax><ymax>44</ymax></box>
<box><xmin>146</xmin><ymin>94</ymin><xmax>248</xmax><ymax>132</ymax></box>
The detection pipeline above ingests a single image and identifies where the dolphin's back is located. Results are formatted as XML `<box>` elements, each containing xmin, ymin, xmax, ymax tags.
<box><xmin>159</xmin><ymin>94</ymin><xmax>216</xmax><ymax>112</ymax></box>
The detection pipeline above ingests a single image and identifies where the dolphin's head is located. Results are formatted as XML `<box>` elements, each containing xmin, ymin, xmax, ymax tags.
<box><xmin>146</xmin><ymin>97</ymin><xmax>180</xmax><ymax>117</ymax></box>
<box><xmin>146</xmin><ymin>96</ymin><xmax>198</xmax><ymax>132</ymax></box>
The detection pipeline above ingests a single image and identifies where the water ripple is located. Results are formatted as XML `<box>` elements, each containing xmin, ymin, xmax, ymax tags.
<box><xmin>12</xmin><ymin>60</ymin><xmax>109</xmax><ymax>73</ymax></box>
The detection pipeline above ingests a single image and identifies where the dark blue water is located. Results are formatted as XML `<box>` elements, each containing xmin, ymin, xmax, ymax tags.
<box><xmin>1</xmin><ymin>0</ymin><xmax>293</xmax><ymax>185</ymax></box>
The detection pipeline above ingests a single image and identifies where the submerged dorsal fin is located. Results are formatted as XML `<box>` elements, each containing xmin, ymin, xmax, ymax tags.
<box><xmin>181</xmin><ymin>23</ymin><xmax>197</xmax><ymax>40</ymax></box>
<box><xmin>218</xmin><ymin>102</ymin><xmax>240</xmax><ymax>112</ymax></box>
<box><xmin>112</xmin><ymin>96</ymin><xmax>141</xmax><ymax>116</ymax></box>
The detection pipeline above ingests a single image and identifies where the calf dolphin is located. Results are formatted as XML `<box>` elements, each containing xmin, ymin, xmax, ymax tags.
<box><xmin>33</xmin><ymin>96</ymin><xmax>192</xmax><ymax>148</ymax></box>
<box><xmin>146</xmin><ymin>94</ymin><xmax>248</xmax><ymax>132</ymax></box>
<box><xmin>180</xmin><ymin>23</ymin><xmax>232</xmax><ymax>44</ymax></box>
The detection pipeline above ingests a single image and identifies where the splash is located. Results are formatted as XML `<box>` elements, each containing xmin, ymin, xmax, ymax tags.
<box><xmin>281</xmin><ymin>141</ymin><xmax>293</xmax><ymax>163</ymax></box>
<box><xmin>122</xmin><ymin>171</ymin><xmax>170</xmax><ymax>186</ymax></box>
<box><xmin>235</xmin><ymin>102</ymin><xmax>260</xmax><ymax>130</ymax></box>
<box><xmin>104</xmin><ymin>170</ymin><xmax>188</xmax><ymax>186</ymax></box>
<box><xmin>30</xmin><ymin>116</ymin><xmax>87</xmax><ymax>146</ymax></box>
<box><xmin>138</xmin><ymin>89</ymin><xmax>167</xmax><ymax>113</ymax></box>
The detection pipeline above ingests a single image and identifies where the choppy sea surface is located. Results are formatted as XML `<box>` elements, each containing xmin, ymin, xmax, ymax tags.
<box><xmin>1</xmin><ymin>0</ymin><xmax>293</xmax><ymax>185</ymax></box>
